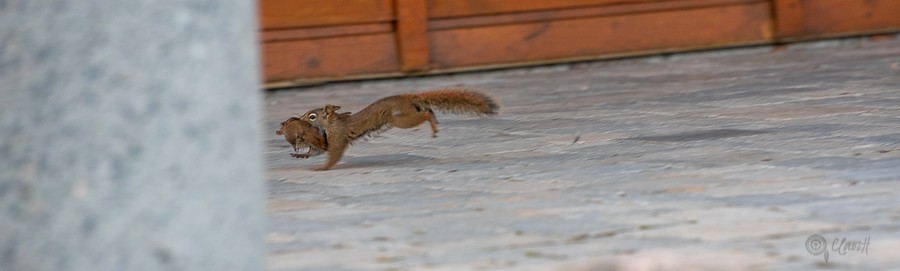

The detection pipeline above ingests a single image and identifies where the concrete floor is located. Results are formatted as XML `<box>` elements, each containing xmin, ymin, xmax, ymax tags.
<box><xmin>263</xmin><ymin>36</ymin><xmax>900</xmax><ymax>270</ymax></box>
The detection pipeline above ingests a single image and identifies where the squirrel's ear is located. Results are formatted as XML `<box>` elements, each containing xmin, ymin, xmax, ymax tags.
<box><xmin>323</xmin><ymin>104</ymin><xmax>341</xmax><ymax>114</ymax></box>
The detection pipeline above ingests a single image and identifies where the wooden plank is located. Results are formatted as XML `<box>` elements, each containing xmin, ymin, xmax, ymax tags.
<box><xmin>429</xmin><ymin>2</ymin><xmax>772</xmax><ymax>68</ymax></box>
<box><xmin>259</xmin><ymin>0</ymin><xmax>394</xmax><ymax>30</ymax></box>
<box><xmin>428</xmin><ymin>0</ymin><xmax>667</xmax><ymax>19</ymax></box>
<box><xmin>260</xmin><ymin>23</ymin><xmax>393</xmax><ymax>43</ymax></box>
<box><xmin>773</xmin><ymin>0</ymin><xmax>804</xmax><ymax>38</ymax></box>
<box><xmin>395</xmin><ymin>0</ymin><xmax>431</xmax><ymax>72</ymax></box>
<box><xmin>798</xmin><ymin>0</ymin><xmax>900</xmax><ymax>37</ymax></box>
<box><xmin>431</xmin><ymin>0</ymin><xmax>764</xmax><ymax>30</ymax></box>
<box><xmin>262</xmin><ymin>33</ymin><xmax>400</xmax><ymax>82</ymax></box>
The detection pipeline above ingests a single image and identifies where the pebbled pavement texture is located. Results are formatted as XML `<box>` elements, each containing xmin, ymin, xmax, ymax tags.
<box><xmin>263</xmin><ymin>36</ymin><xmax>900</xmax><ymax>270</ymax></box>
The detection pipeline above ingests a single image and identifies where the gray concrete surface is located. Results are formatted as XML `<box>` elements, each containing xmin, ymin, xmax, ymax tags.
<box><xmin>264</xmin><ymin>37</ymin><xmax>900</xmax><ymax>270</ymax></box>
<box><xmin>0</xmin><ymin>1</ymin><xmax>265</xmax><ymax>270</ymax></box>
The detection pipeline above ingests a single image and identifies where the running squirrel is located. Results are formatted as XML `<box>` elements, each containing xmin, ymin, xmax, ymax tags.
<box><xmin>300</xmin><ymin>89</ymin><xmax>499</xmax><ymax>170</ymax></box>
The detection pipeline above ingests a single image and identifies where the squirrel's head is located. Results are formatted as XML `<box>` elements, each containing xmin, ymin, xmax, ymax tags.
<box><xmin>301</xmin><ymin>108</ymin><xmax>327</xmax><ymax>126</ymax></box>
<box><xmin>302</xmin><ymin>105</ymin><xmax>350</xmax><ymax>127</ymax></box>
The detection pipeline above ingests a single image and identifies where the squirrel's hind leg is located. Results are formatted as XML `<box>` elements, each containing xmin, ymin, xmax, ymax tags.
<box><xmin>426</xmin><ymin>109</ymin><xmax>439</xmax><ymax>138</ymax></box>
<box><xmin>391</xmin><ymin>112</ymin><xmax>439</xmax><ymax>138</ymax></box>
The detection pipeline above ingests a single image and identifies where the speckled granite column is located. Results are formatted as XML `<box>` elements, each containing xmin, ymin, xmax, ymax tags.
<box><xmin>0</xmin><ymin>1</ymin><xmax>264</xmax><ymax>270</ymax></box>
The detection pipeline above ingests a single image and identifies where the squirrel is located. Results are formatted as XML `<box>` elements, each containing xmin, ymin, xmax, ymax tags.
<box><xmin>299</xmin><ymin>88</ymin><xmax>499</xmax><ymax>170</ymax></box>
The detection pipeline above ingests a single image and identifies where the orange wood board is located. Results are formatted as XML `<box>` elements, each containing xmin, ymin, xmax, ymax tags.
<box><xmin>261</xmin><ymin>23</ymin><xmax>393</xmax><ymax>43</ymax></box>
<box><xmin>259</xmin><ymin>0</ymin><xmax>394</xmax><ymax>30</ymax></box>
<box><xmin>428</xmin><ymin>0</ymin><xmax>668</xmax><ymax>18</ymax></box>
<box><xmin>396</xmin><ymin>0</ymin><xmax>431</xmax><ymax>71</ymax></box>
<box><xmin>785</xmin><ymin>0</ymin><xmax>900</xmax><ymax>39</ymax></box>
<box><xmin>429</xmin><ymin>2</ymin><xmax>772</xmax><ymax>68</ymax></box>
<box><xmin>262</xmin><ymin>33</ymin><xmax>400</xmax><ymax>82</ymax></box>
<box><xmin>257</xmin><ymin>0</ymin><xmax>900</xmax><ymax>87</ymax></box>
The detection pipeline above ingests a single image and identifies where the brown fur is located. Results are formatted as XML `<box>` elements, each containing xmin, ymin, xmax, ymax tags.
<box><xmin>275</xmin><ymin>117</ymin><xmax>327</xmax><ymax>158</ymax></box>
<box><xmin>297</xmin><ymin>88</ymin><xmax>499</xmax><ymax>170</ymax></box>
<box><xmin>315</xmin><ymin>105</ymin><xmax>352</xmax><ymax>170</ymax></box>
<box><xmin>303</xmin><ymin>88</ymin><xmax>498</xmax><ymax>139</ymax></box>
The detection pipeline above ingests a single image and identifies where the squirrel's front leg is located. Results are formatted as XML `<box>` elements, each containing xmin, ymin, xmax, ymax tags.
<box><xmin>316</xmin><ymin>139</ymin><xmax>346</xmax><ymax>171</ymax></box>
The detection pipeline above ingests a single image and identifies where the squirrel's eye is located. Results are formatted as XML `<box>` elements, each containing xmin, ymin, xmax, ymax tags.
<box><xmin>308</xmin><ymin>113</ymin><xmax>316</xmax><ymax>120</ymax></box>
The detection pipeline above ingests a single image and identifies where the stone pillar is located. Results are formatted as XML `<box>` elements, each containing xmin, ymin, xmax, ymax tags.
<box><xmin>0</xmin><ymin>1</ymin><xmax>265</xmax><ymax>270</ymax></box>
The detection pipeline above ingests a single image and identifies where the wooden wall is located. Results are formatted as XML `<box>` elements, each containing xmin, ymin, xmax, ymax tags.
<box><xmin>259</xmin><ymin>0</ymin><xmax>900</xmax><ymax>88</ymax></box>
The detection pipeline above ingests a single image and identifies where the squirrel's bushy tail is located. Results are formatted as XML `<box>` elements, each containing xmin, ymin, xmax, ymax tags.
<box><xmin>414</xmin><ymin>88</ymin><xmax>499</xmax><ymax>115</ymax></box>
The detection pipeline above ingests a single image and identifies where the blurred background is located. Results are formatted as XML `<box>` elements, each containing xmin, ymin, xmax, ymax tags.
<box><xmin>4</xmin><ymin>1</ymin><xmax>899</xmax><ymax>270</ymax></box>
<box><xmin>259</xmin><ymin>0</ymin><xmax>900</xmax><ymax>88</ymax></box>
